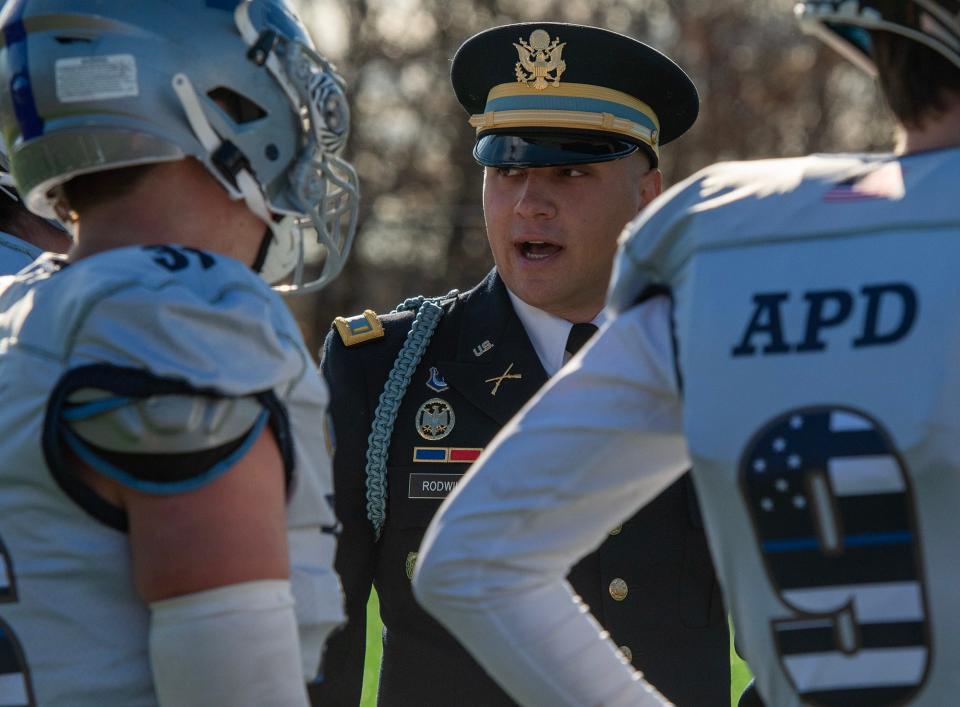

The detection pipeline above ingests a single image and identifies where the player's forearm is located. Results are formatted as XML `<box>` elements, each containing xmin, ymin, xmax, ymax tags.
<box><xmin>412</xmin><ymin>435</ymin><xmax>684</xmax><ymax>706</ymax></box>
<box><xmin>414</xmin><ymin>301</ymin><xmax>687</xmax><ymax>704</ymax></box>
<box><xmin>414</xmin><ymin>570</ymin><xmax>669</xmax><ymax>706</ymax></box>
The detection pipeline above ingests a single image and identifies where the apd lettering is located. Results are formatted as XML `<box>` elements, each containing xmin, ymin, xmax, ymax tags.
<box><xmin>731</xmin><ymin>282</ymin><xmax>917</xmax><ymax>357</ymax></box>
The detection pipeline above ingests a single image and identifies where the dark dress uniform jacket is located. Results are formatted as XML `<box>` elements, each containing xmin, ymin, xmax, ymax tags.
<box><xmin>313</xmin><ymin>271</ymin><xmax>730</xmax><ymax>706</ymax></box>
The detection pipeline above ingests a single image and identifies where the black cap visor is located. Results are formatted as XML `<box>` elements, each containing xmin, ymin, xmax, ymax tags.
<box><xmin>474</xmin><ymin>131</ymin><xmax>646</xmax><ymax>168</ymax></box>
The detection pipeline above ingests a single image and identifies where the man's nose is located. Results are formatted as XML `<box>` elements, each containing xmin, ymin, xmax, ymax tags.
<box><xmin>514</xmin><ymin>171</ymin><xmax>557</xmax><ymax>219</ymax></box>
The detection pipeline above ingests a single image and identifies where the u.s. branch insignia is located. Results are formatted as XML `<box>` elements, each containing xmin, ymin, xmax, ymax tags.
<box><xmin>416</xmin><ymin>398</ymin><xmax>455</xmax><ymax>441</ymax></box>
<box><xmin>514</xmin><ymin>29</ymin><xmax>566</xmax><ymax>90</ymax></box>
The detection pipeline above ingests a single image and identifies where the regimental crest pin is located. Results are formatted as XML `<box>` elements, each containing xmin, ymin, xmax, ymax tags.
<box><xmin>426</xmin><ymin>366</ymin><xmax>449</xmax><ymax>393</ymax></box>
<box><xmin>416</xmin><ymin>398</ymin><xmax>456</xmax><ymax>441</ymax></box>
<box><xmin>514</xmin><ymin>29</ymin><xmax>566</xmax><ymax>90</ymax></box>
<box><xmin>405</xmin><ymin>551</ymin><xmax>418</xmax><ymax>580</ymax></box>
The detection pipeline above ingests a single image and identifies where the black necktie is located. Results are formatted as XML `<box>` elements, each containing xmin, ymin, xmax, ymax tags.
<box><xmin>565</xmin><ymin>322</ymin><xmax>598</xmax><ymax>356</ymax></box>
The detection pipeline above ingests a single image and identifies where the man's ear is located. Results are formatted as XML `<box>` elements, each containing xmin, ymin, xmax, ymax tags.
<box><xmin>638</xmin><ymin>168</ymin><xmax>663</xmax><ymax>212</ymax></box>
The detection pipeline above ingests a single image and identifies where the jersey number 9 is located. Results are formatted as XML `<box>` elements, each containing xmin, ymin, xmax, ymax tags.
<box><xmin>739</xmin><ymin>406</ymin><xmax>930</xmax><ymax>706</ymax></box>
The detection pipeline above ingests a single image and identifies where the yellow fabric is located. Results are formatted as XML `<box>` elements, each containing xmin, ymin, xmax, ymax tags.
<box><xmin>468</xmin><ymin>109</ymin><xmax>658</xmax><ymax>152</ymax></box>
<box><xmin>486</xmin><ymin>82</ymin><xmax>660</xmax><ymax>132</ymax></box>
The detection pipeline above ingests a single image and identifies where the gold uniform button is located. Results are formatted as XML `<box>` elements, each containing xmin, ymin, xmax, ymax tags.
<box><xmin>609</xmin><ymin>578</ymin><xmax>628</xmax><ymax>601</ymax></box>
<box><xmin>608</xmin><ymin>524</ymin><xmax>623</xmax><ymax>536</ymax></box>
<box><xmin>619</xmin><ymin>645</ymin><xmax>633</xmax><ymax>663</ymax></box>
<box><xmin>405</xmin><ymin>551</ymin><xmax>418</xmax><ymax>580</ymax></box>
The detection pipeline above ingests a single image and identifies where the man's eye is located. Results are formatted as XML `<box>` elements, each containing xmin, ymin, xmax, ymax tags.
<box><xmin>497</xmin><ymin>167</ymin><xmax>523</xmax><ymax>177</ymax></box>
<box><xmin>559</xmin><ymin>167</ymin><xmax>587</xmax><ymax>177</ymax></box>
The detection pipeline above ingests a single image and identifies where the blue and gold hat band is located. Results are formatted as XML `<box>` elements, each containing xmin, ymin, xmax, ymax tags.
<box><xmin>469</xmin><ymin>82</ymin><xmax>661</xmax><ymax>155</ymax></box>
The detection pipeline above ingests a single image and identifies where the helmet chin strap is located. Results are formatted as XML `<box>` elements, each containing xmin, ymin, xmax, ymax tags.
<box><xmin>171</xmin><ymin>72</ymin><xmax>297</xmax><ymax>282</ymax></box>
<box><xmin>251</xmin><ymin>226</ymin><xmax>273</xmax><ymax>274</ymax></box>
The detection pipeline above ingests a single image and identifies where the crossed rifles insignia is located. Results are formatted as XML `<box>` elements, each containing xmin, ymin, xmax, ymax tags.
<box><xmin>514</xmin><ymin>29</ymin><xmax>566</xmax><ymax>90</ymax></box>
<box><xmin>485</xmin><ymin>363</ymin><xmax>522</xmax><ymax>397</ymax></box>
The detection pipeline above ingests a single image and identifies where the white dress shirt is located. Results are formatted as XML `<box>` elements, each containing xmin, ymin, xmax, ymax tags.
<box><xmin>507</xmin><ymin>289</ymin><xmax>608</xmax><ymax>376</ymax></box>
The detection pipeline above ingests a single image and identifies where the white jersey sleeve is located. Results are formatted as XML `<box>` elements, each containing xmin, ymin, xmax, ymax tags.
<box><xmin>414</xmin><ymin>296</ymin><xmax>688</xmax><ymax>707</ymax></box>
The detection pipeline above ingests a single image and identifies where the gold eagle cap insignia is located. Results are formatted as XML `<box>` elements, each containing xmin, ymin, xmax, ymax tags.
<box><xmin>514</xmin><ymin>29</ymin><xmax>566</xmax><ymax>90</ymax></box>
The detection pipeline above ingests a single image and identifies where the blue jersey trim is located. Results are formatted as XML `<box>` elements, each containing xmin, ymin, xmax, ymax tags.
<box><xmin>62</xmin><ymin>396</ymin><xmax>134</xmax><ymax>422</ymax></box>
<box><xmin>3</xmin><ymin>0</ymin><xmax>44</xmax><ymax>141</ymax></box>
<box><xmin>61</xmin><ymin>409</ymin><xmax>270</xmax><ymax>496</ymax></box>
<box><xmin>763</xmin><ymin>531</ymin><xmax>913</xmax><ymax>554</ymax></box>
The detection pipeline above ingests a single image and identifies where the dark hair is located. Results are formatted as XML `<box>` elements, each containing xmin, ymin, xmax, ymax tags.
<box><xmin>871</xmin><ymin>30</ymin><xmax>960</xmax><ymax>127</ymax></box>
<box><xmin>59</xmin><ymin>163</ymin><xmax>157</xmax><ymax>216</ymax></box>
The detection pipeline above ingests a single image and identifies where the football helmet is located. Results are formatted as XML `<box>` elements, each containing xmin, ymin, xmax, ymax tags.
<box><xmin>0</xmin><ymin>141</ymin><xmax>69</xmax><ymax>235</ymax></box>
<box><xmin>796</xmin><ymin>1</ymin><xmax>960</xmax><ymax>75</ymax></box>
<box><xmin>0</xmin><ymin>0</ymin><xmax>358</xmax><ymax>293</ymax></box>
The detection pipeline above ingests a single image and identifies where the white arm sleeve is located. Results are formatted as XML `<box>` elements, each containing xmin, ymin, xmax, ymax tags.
<box><xmin>150</xmin><ymin>580</ymin><xmax>309</xmax><ymax>707</ymax></box>
<box><xmin>414</xmin><ymin>297</ymin><xmax>687</xmax><ymax>707</ymax></box>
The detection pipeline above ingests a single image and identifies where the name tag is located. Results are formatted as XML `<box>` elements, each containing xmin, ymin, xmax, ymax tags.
<box><xmin>409</xmin><ymin>473</ymin><xmax>464</xmax><ymax>499</ymax></box>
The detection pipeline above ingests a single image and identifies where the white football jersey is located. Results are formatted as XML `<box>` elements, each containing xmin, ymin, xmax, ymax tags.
<box><xmin>0</xmin><ymin>245</ymin><xmax>343</xmax><ymax>706</ymax></box>
<box><xmin>616</xmin><ymin>148</ymin><xmax>960</xmax><ymax>706</ymax></box>
<box><xmin>416</xmin><ymin>148</ymin><xmax>960</xmax><ymax>707</ymax></box>
<box><xmin>0</xmin><ymin>232</ymin><xmax>41</xmax><ymax>275</ymax></box>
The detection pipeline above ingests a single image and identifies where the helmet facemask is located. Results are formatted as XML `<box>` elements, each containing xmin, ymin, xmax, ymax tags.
<box><xmin>173</xmin><ymin>0</ymin><xmax>359</xmax><ymax>294</ymax></box>
<box><xmin>796</xmin><ymin>1</ymin><xmax>960</xmax><ymax>76</ymax></box>
<box><xmin>267</xmin><ymin>43</ymin><xmax>359</xmax><ymax>294</ymax></box>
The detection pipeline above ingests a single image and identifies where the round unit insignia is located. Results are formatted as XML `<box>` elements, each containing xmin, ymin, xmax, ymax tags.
<box><xmin>416</xmin><ymin>397</ymin><xmax>456</xmax><ymax>441</ymax></box>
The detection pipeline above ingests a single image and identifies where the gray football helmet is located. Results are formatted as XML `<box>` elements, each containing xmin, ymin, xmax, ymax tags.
<box><xmin>0</xmin><ymin>140</ymin><xmax>69</xmax><ymax>235</ymax></box>
<box><xmin>0</xmin><ymin>0</ymin><xmax>358</xmax><ymax>293</ymax></box>
<box><xmin>796</xmin><ymin>1</ymin><xmax>960</xmax><ymax>75</ymax></box>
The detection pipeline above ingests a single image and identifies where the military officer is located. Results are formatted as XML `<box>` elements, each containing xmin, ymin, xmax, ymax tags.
<box><xmin>416</xmin><ymin>4</ymin><xmax>960</xmax><ymax>707</ymax></box>
<box><xmin>315</xmin><ymin>23</ymin><xmax>729</xmax><ymax>706</ymax></box>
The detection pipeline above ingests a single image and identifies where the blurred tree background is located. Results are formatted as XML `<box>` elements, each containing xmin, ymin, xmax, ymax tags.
<box><xmin>288</xmin><ymin>0</ymin><xmax>893</xmax><ymax>356</ymax></box>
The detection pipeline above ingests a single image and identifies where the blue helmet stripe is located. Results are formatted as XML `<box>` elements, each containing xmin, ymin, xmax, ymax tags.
<box><xmin>2</xmin><ymin>0</ymin><xmax>44</xmax><ymax>141</ymax></box>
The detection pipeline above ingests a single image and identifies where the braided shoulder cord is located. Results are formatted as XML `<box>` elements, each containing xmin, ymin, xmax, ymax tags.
<box><xmin>364</xmin><ymin>290</ymin><xmax>458</xmax><ymax>538</ymax></box>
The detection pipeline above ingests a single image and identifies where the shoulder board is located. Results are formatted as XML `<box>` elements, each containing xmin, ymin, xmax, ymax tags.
<box><xmin>334</xmin><ymin>309</ymin><xmax>385</xmax><ymax>346</ymax></box>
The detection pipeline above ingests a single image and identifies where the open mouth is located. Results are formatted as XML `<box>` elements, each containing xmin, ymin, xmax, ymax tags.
<box><xmin>518</xmin><ymin>240</ymin><xmax>562</xmax><ymax>260</ymax></box>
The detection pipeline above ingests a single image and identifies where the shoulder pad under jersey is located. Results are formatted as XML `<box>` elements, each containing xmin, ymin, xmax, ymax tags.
<box><xmin>607</xmin><ymin>153</ymin><xmax>893</xmax><ymax>314</ymax></box>
<box><xmin>21</xmin><ymin>245</ymin><xmax>312</xmax><ymax>395</ymax></box>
